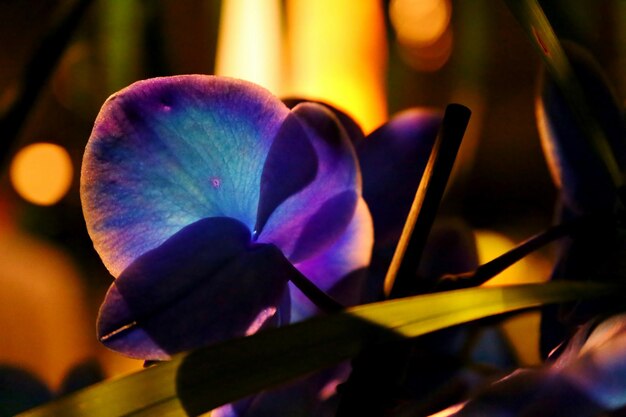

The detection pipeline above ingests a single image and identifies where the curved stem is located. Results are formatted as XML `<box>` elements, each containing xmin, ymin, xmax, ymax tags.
<box><xmin>288</xmin><ymin>264</ymin><xmax>344</xmax><ymax>313</ymax></box>
<box><xmin>436</xmin><ymin>214</ymin><xmax>606</xmax><ymax>291</ymax></box>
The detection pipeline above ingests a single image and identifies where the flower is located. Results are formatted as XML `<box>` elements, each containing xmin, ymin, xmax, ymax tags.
<box><xmin>82</xmin><ymin>75</ymin><xmax>374</xmax><ymax>360</ymax></box>
<box><xmin>82</xmin><ymin>74</ymin><xmax>444</xmax><ymax>416</ymax></box>
<box><xmin>438</xmin><ymin>313</ymin><xmax>626</xmax><ymax>417</ymax></box>
<box><xmin>283</xmin><ymin>98</ymin><xmax>443</xmax><ymax>308</ymax></box>
<box><xmin>210</xmin><ymin>101</ymin><xmax>444</xmax><ymax>417</ymax></box>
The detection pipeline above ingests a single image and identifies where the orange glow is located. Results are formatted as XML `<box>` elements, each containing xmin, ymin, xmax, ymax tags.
<box><xmin>0</xmin><ymin>220</ymin><xmax>94</xmax><ymax>389</ymax></box>
<box><xmin>475</xmin><ymin>230</ymin><xmax>551</xmax><ymax>365</ymax></box>
<box><xmin>427</xmin><ymin>403</ymin><xmax>466</xmax><ymax>417</ymax></box>
<box><xmin>215</xmin><ymin>0</ymin><xmax>283</xmax><ymax>94</ymax></box>
<box><xmin>287</xmin><ymin>0</ymin><xmax>388</xmax><ymax>133</ymax></box>
<box><xmin>98</xmin><ymin>348</ymin><xmax>143</xmax><ymax>378</ymax></box>
<box><xmin>390</xmin><ymin>0</ymin><xmax>451</xmax><ymax>46</ymax></box>
<box><xmin>399</xmin><ymin>26</ymin><xmax>453</xmax><ymax>72</ymax></box>
<box><xmin>10</xmin><ymin>143</ymin><xmax>73</xmax><ymax>206</ymax></box>
<box><xmin>390</xmin><ymin>0</ymin><xmax>453</xmax><ymax>72</ymax></box>
<box><xmin>536</xmin><ymin>95</ymin><xmax>563</xmax><ymax>189</ymax></box>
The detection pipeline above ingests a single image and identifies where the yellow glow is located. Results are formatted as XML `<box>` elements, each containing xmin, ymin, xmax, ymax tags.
<box><xmin>10</xmin><ymin>143</ymin><xmax>73</xmax><ymax>206</ymax></box>
<box><xmin>215</xmin><ymin>0</ymin><xmax>283</xmax><ymax>94</ymax></box>
<box><xmin>475</xmin><ymin>230</ymin><xmax>551</xmax><ymax>365</ymax></box>
<box><xmin>287</xmin><ymin>0</ymin><xmax>388</xmax><ymax>133</ymax></box>
<box><xmin>477</xmin><ymin>231</ymin><xmax>548</xmax><ymax>287</ymax></box>
<box><xmin>390</xmin><ymin>0</ymin><xmax>451</xmax><ymax>46</ymax></box>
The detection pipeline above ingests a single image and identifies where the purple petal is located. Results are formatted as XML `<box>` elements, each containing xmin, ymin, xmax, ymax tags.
<box><xmin>255</xmin><ymin>113</ymin><xmax>318</xmax><ymax>236</ymax></box>
<box><xmin>357</xmin><ymin>108</ymin><xmax>442</xmax><ymax>247</ymax></box>
<box><xmin>212</xmin><ymin>364</ymin><xmax>351</xmax><ymax>417</ymax></box>
<box><xmin>291</xmin><ymin>198</ymin><xmax>373</xmax><ymax>320</ymax></box>
<box><xmin>256</xmin><ymin>103</ymin><xmax>361</xmax><ymax>263</ymax></box>
<box><xmin>559</xmin><ymin>314</ymin><xmax>626</xmax><ymax>410</ymax></box>
<box><xmin>451</xmin><ymin>316</ymin><xmax>626</xmax><ymax>416</ymax></box>
<box><xmin>97</xmin><ymin>217</ymin><xmax>293</xmax><ymax>360</ymax></box>
<box><xmin>537</xmin><ymin>42</ymin><xmax>626</xmax><ymax>214</ymax></box>
<box><xmin>451</xmin><ymin>369</ymin><xmax>602</xmax><ymax>417</ymax></box>
<box><xmin>282</xmin><ymin>97</ymin><xmax>365</xmax><ymax>145</ymax></box>
<box><xmin>81</xmin><ymin>75</ymin><xmax>289</xmax><ymax>276</ymax></box>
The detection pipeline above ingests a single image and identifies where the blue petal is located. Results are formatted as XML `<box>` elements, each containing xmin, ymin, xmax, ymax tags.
<box><xmin>256</xmin><ymin>103</ymin><xmax>361</xmax><ymax>263</ymax></box>
<box><xmin>357</xmin><ymin>109</ymin><xmax>441</xmax><ymax>247</ymax></box>
<box><xmin>97</xmin><ymin>217</ymin><xmax>292</xmax><ymax>360</ymax></box>
<box><xmin>537</xmin><ymin>43</ymin><xmax>626</xmax><ymax>214</ymax></box>
<box><xmin>82</xmin><ymin>75</ymin><xmax>290</xmax><ymax>276</ymax></box>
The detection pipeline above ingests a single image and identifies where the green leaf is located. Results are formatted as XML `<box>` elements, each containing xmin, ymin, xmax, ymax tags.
<box><xmin>19</xmin><ymin>282</ymin><xmax>616</xmax><ymax>417</ymax></box>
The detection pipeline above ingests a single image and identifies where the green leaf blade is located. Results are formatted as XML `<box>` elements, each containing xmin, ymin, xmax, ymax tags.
<box><xmin>19</xmin><ymin>282</ymin><xmax>617</xmax><ymax>417</ymax></box>
<box><xmin>17</xmin><ymin>359</ymin><xmax>182</xmax><ymax>417</ymax></box>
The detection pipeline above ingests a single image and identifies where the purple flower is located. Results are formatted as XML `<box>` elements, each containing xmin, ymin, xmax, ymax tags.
<box><xmin>441</xmin><ymin>314</ymin><xmax>626</xmax><ymax>416</ymax></box>
<box><xmin>82</xmin><ymin>75</ymin><xmax>373</xmax><ymax>360</ymax></box>
<box><xmin>210</xmin><ymin>102</ymin><xmax>444</xmax><ymax>417</ymax></box>
<box><xmin>81</xmin><ymin>74</ymin><xmax>443</xmax><ymax>416</ymax></box>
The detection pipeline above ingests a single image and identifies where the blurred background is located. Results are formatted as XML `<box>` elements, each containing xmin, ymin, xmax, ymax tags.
<box><xmin>0</xmin><ymin>0</ymin><xmax>624</xmax><ymax>400</ymax></box>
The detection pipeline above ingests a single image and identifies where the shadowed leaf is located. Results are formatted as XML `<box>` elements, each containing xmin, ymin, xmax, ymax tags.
<box><xmin>18</xmin><ymin>282</ymin><xmax>616</xmax><ymax>417</ymax></box>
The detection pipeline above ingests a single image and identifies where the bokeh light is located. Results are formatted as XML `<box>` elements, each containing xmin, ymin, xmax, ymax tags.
<box><xmin>0</xmin><ymin>210</ymin><xmax>94</xmax><ymax>389</ymax></box>
<box><xmin>390</xmin><ymin>0</ymin><xmax>453</xmax><ymax>72</ymax></box>
<box><xmin>10</xmin><ymin>143</ymin><xmax>73</xmax><ymax>206</ymax></box>
<box><xmin>390</xmin><ymin>0</ymin><xmax>450</xmax><ymax>46</ymax></box>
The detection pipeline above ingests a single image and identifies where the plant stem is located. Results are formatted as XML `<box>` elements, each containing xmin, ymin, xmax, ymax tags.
<box><xmin>436</xmin><ymin>214</ymin><xmax>605</xmax><ymax>290</ymax></box>
<box><xmin>336</xmin><ymin>104</ymin><xmax>470</xmax><ymax>417</ymax></box>
<box><xmin>288</xmin><ymin>264</ymin><xmax>344</xmax><ymax>313</ymax></box>
<box><xmin>384</xmin><ymin>103</ymin><xmax>471</xmax><ymax>299</ymax></box>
